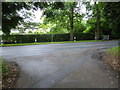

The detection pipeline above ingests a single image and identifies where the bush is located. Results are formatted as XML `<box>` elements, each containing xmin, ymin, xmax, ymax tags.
<box><xmin>2</xmin><ymin>35</ymin><xmax>16</xmax><ymax>44</ymax></box>
<box><xmin>27</xmin><ymin>35</ymin><xmax>36</xmax><ymax>43</ymax></box>
<box><xmin>75</xmin><ymin>33</ymin><xmax>94</xmax><ymax>40</ymax></box>
<box><xmin>53</xmin><ymin>33</ymin><xmax>69</xmax><ymax>42</ymax></box>
<box><xmin>36</xmin><ymin>34</ymin><xmax>51</xmax><ymax>42</ymax></box>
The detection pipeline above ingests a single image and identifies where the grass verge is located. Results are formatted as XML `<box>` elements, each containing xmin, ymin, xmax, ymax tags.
<box><xmin>104</xmin><ymin>46</ymin><xmax>120</xmax><ymax>71</ymax></box>
<box><xmin>106</xmin><ymin>46</ymin><xmax>120</xmax><ymax>57</ymax></box>
<box><xmin>0</xmin><ymin>40</ymin><xmax>111</xmax><ymax>47</ymax></box>
<box><xmin>0</xmin><ymin>58</ymin><xmax>20</xmax><ymax>88</ymax></box>
<box><xmin>0</xmin><ymin>59</ymin><xmax>9</xmax><ymax>77</ymax></box>
<box><xmin>2</xmin><ymin>61</ymin><xmax>20</xmax><ymax>88</ymax></box>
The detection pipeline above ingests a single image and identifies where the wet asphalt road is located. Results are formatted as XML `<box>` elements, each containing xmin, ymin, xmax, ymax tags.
<box><xmin>2</xmin><ymin>41</ymin><xmax>119</xmax><ymax>88</ymax></box>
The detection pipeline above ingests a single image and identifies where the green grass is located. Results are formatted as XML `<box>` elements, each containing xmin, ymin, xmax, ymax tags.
<box><xmin>0</xmin><ymin>40</ymin><xmax>109</xmax><ymax>47</ymax></box>
<box><xmin>2</xmin><ymin>62</ymin><xmax>9</xmax><ymax>76</ymax></box>
<box><xmin>0</xmin><ymin>58</ymin><xmax>9</xmax><ymax>76</ymax></box>
<box><xmin>106</xmin><ymin>46</ymin><xmax>120</xmax><ymax>56</ymax></box>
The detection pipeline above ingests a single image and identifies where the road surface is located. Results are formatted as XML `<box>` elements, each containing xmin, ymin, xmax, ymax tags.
<box><xmin>2</xmin><ymin>41</ymin><xmax>119</xmax><ymax>88</ymax></box>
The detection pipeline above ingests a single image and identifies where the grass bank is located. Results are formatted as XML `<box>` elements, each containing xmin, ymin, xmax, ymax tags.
<box><xmin>104</xmin><ymin>46</ymin><xmax>120</xmax><ymax>71</ymax></box>
<box><xmin>0</xmin><ymin>58</ymin><xmax>21</xmax><ymax>88</ymax></box>
<box><xmin>106</xmin><ymin>46</ymin><xmax>120</xmax><ymax>57</ymax></box>
<box><xmin>0</xmin><ymin>40</ymin><xmax>112</xmax><ymax>47</ymax></box>
<box><xmin>0</xmin><ymin>58</ymin><xmax>10</xmax><ymax>78</ymax></box>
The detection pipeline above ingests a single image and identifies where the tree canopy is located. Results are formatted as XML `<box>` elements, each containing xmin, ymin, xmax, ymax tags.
<box><xmin>2</xmin><ymin>2</ymin><xmax>32</xmax><ymax>35</ymax></box>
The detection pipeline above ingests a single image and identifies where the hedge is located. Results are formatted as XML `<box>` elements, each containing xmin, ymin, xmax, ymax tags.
<box><xmin>75</xmin><ymin>33</ymin><xmax>94</xmax><ymax>40</ymax></box>
<box><xmin>1</xmin><ymin>33</ymin><xmax>95</xmax><ymax>44</ymax></box>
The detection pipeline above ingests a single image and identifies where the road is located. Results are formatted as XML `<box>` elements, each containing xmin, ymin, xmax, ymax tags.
<box><xmin>2</xmin><ymin>41</ymin><xmax>119</xmax><ymax>88</ymax></box>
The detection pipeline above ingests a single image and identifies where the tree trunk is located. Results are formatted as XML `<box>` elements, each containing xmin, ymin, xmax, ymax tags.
<box><xmin>70</xmin><ymin>5</ymin><xmax>74</xmax><ymax>41</ymax></box>
<box><xmin>95</xmin><ymin>2</ymin><xmax>100</xmax><ymax>40</ymax></box>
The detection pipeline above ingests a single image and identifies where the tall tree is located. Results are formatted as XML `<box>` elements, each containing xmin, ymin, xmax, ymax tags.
<box><xmin>85</xmin><ymin>2</ymin><xmax>104</xmax><ymax>40</ymax></box>
<box><xmin>2</xmin><ymin>2</ymin><xmax>33</xmax><ymax>35</ymax></box>
<box><xmin>69</xmin><ymin>2</ymin><xmax>74</xmax><ymax>41</ymax></box>
<box><xmin>42</xmin><ymin>2</ymin><xmax>84</xmax><ymax>41</ymax></box>
<box><xmin>103</xmin><ymin>2</ymin><xmax>120</xmax><ymax>38</ymax></box>
<box><xmin>94</xmin><ymin>2</ymin><xmax>100</xmax><ymax>40</ymax></box>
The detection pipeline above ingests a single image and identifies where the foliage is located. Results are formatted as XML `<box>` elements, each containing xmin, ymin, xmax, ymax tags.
<box><xmin>28</xmin><ymin>30</ymin><xmax>33</xmax><ymax>34</ymax></box>
<box><xmin>2</xmin><ymin>2</ymin><xmax>32</xmax><ymax>35</ymax></box>
<box><xmin>75</xmin><ymin>32</ymin><xmax>94</xmax><ymax>40</ymax></box>
<box><xmin>103</xmin><ymin>2</ymin><xmax>120</xmax><ymax>38</ymax></box>
<box><xmin>17</xmin><ymin>22</ymin><xmax>39</xmax><ymax>32</ymax></box>
<box><xmin>2</xmin><ymin>61</ymin><xmax>10</xmax><ymax>76</ymax></box>
<box><xmin>84</xmin><ymin>17</ymin><xmax>96</xmax><ymax>34</ymax></box>
<box><xmin>84</xmin><ymin>2</ymin><xmax>120</xmax><ymax>39</ymax></box>
<box><xmin>83</xmin><ymin>26</ymin><xmax>92</xmax><ymax>33</ymax></box>
<box><xmin>42</xmin><ymin>2</ymin><xmax>85</xmax><ymax>41</ymax></box>
<box><xmin>106</xmin><ymin>46</ymin><xmax>120</xmax><ymax>56</ymax></box>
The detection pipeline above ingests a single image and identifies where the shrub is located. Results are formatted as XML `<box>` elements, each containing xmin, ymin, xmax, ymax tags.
<box><xmin>53</xmin><ymin>33</ymin><xmax>69</xmax><ymax>42</ymax></box>
<box><xmin>75</xmin><ymin>33</ymin><xmax>94</xmax><ymax>40</ymax></box>
<box><xmin>36</xmin><ymin>34</ymin><xmax>51</xmax><ymax>42</ymax></box>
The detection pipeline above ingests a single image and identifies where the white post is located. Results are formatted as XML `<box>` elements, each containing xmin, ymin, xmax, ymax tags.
<box><xmin>74</xmin><ymin>37</ymin><xmax>76</xmax><ymax>41</ymax></box>
<box><xmin>35</xmin><ymin>38</ymin><xmax>37</xmax><ymax>43</ymax></box>
<box><xmin>95</xmin><ymin>37</ymin><xmax>97</xmax><ymax>40</ymax></box>
<box><xmin>1</xmin><ymin>39</ymin><xmax>3</xmax><ymax>45</ymax></box>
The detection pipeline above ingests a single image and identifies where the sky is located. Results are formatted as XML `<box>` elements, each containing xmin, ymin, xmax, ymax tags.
<box><xmin>30</xmin><ymin>8</ymin><xmax>43</xmax><ymax>23</ymax></box>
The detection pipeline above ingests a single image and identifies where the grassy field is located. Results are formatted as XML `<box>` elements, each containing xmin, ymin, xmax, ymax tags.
<box><xmin>0</xmin><ymin>40</ymin><xmax>111</xmax><ymax>47</ymax></box>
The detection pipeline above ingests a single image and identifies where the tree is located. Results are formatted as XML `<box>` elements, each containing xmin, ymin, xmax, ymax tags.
<box><xmin>85</xmin><ymin>2</ymin><xmax>120</xmax><ymax>39</ymax></box>
<box><xmin>42</xmin><ymin>2</ymin><xmax>84</xmax><ymax>41</ymax></box>
<box><xmin>85</xmin><ymin>2</ymin><xmax>105</xmax><ymax>40</ymax></box>
<box><xmin>28</xmin><ymin>30</ymin><xmax>33</xmax><ymax>34</ymax></box>
<box><xmin>94</xmin><ymin>2</ymin><xmax>100</xmax><ymax>40</ymax></box>
<box><xmin>2</xmin><ymin>2</ymin><xmax>63</xmax><ymax>35</ymax></box>
<box><xmin>69</xmin><ymin>2</ymin><xmax>74</xmax><ymax>41</ymax></box>
<box><xmin>103</xmin><ymin>2</ymin><xmax>120</xmax><ymax>38</ymax></box>
<box><xmin>2</xmin><ymin>2</ymin><xmax>32</xmax><ymax>35</ymax></box>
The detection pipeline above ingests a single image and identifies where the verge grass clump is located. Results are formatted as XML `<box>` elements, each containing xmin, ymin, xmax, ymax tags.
<box><xmin>2</xmin><ymin>62</ymin><xmax>10</xmax><ymax>76</ymax></box>
<box><xmin>106</xmin><ymin>46</ymin><xmax>120</xmax><ymax>57</ymax></box>
<box><xmin>0</xmin><ymin>58</ymin><xmax>10</xmax><ymax>77</ymax></box>
<box><xmin>105</xmin><ymin>46</ymin><xmax>120</xmax><ymax>71</ymax></box>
